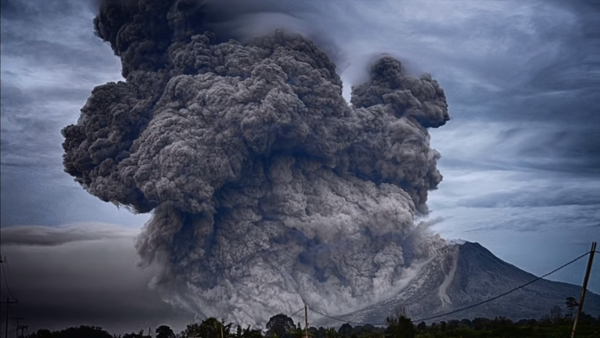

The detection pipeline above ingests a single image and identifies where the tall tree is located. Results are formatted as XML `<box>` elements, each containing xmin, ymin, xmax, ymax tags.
<box><xmin>565</xmin><ymin>296</ymin><xmax>579</xmax><ymax>319</ymax></box>
<box><xmin>156</xmin><ymin>325</ymin><xmax>175</xmax><ymax>338</ymax></box>
<box><xmin>181</xmin><ymin>318</ymin><xmax>232</xmax><ymax>338</ymax></box>
<box><xmin>265</xmin><ymin>314</ymin><xmax>295</xmax><ymax>338</ymax></box>
<box><xmin>549</xmin><ymin>305</ymin><xmax>563</xmax><ymax>324</ymax></box>
<box><xmin>386</xmin><ymin>315</ymin><xmax>416</xmax><ymax>338</ymax></box>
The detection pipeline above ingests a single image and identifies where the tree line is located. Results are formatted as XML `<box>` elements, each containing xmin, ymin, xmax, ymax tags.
<box><xmin>19</xmin><ymin>298</ymin><xmax>600</xmax><ymax>338</ymax></box>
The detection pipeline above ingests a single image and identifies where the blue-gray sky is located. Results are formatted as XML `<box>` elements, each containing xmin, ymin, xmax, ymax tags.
<box><xmin>1</xmin><ymin>0</ymin><xmax>599</xmax><ymax>334</ymax></box>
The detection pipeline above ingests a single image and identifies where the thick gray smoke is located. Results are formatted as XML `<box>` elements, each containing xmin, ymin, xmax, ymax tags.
<box><xmin>63</xmin><ymin>0</ymin><xmax>450</xmax><ymax>325</ymax></box>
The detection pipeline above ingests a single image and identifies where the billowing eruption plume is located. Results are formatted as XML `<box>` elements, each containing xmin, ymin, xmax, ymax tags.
<box><xmin>62</xmin><ymin>0</ymin><xmax>450</xmax><ymax>325</ymax></box>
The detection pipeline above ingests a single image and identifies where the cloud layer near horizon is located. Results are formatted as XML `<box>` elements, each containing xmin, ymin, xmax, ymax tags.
<box><xmin>1</xmin><ymin>223</ymin><xmax>192</xmax><ymax>334</ymax></box>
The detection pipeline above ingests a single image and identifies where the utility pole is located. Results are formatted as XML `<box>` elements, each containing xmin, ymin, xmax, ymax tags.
<box><xmin>304</xmin><ymin>305</ymin><xmax>309</xmax><ymax>338</ymax></box>
<box><xmin>1</xmin><ymin>298</ymin><xmax>18</xmax><ymax>338</ymax></box>
<box><xmin>0</xmin><ymin>256</ymin><xmax>3</xmax><ymax>300</ymax></box>
<box><xmin>571</xmin><ymin>241</ymin><xmax>596</xmax><ymax>338</ymax></box>
<box><xmin>11</xmin><ymin>318</ymin><xmax>22</xmax><ymax>338</ymax></box>
<box><xmin>0</xmin><ymin>255</ymin><xmax>3</xmax><ymax>337</ymax></box>
<box><xmin>16</xmin><ymin>325</ymin><xmax>27</xmax><ymax>338</ymax></box>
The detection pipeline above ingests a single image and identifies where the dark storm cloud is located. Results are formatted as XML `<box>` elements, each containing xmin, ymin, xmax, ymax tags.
<box><xmin>1</xmin><ymin>93</ymin><xmax>76</xmax><ymax>168</ymax></box>
<box><xmin>1</xmin><ymin>0</ymin><xmax>122</xmax><ymax>167</ymax></box>
<box><xmin>0</xmin><ymin>0</ymin><xmax>80</xmax><ymax>19</ymax></box>
<box><xmin>456</xmin><ymin>185</ymin><xmax>600</xmax><ymax>209</ymax></box>
<box><xmin>0</xmin><ymin>0</ymin><xmax>139</xmax><ymax>226</ymax></box>
<box><xmin>436</xmin><ymin>0</ymin><xmax>600</xmax><ymax>174</ymax></box>
<box><xmin>360</xmin><ymin>0</ymin><xmax>600</xmax><ymax>177</ymax></box>
<box><xmin>449</xmin><ymin>204</ymin><xmax>600</xmax><ymax>234</ymax></box>
<box><xmin>1</xmin><ymin>32</ymin><xmax>115</xmax><ymax>77</ymax></box>
<box><xmin>428</xmin><ymin>166</ymin><xmax>600</xmax><ymax>214</ymax></box>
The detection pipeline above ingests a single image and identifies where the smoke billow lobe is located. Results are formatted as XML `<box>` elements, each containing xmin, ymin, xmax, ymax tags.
<box><xmin>63</xmin><ymin>0</ymin><xmax>450</xmax><ymax>324</ymax></box>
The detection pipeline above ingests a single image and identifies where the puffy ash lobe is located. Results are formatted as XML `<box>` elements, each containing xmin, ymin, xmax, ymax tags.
<box><xmin>63</xmin><ymin>0</ymin><xmax>450</xmax><ymax>326</ymax></box>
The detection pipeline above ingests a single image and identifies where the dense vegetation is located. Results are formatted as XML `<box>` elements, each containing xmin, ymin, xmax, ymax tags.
<box><xmin>20</xmin><ymin>300</ymin><xmax>600</xmax><ymax>338</ymax></box>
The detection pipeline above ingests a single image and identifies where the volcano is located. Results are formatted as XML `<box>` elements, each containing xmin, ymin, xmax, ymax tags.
<box><xmin>313</xmin><ymin>241</ymin><xmax>600</xmax><ymax>326</ymax></box>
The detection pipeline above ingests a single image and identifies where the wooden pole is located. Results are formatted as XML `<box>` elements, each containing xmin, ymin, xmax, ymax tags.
<box><xmin>3</xmin><ymin>298</ymin><xmax>5</xmax><ymax>338</ymax></box>
<box><xmin>571</xmin><ymin>241</ymin><xmax>596</xmax><ymax>338</ymax></box>
<box><xmin>12</xmin><ymin>318</ymin><xmax>22</xmax><ymax>338</ymax></box>
<box><xmin>1</xmin><ymin>298</ymin><xmax>18</xmax><ymax>338</ymax></box>
<box><xmin>0</xmin><ymin>256</ymin><xmax>3</xmax><ymax>337</ymax></box>
<box><xmin>304</xmin><ymin>305</ymin><xmax>308</xmax><ymax>338</ymax></box>
<box><xmin>0</xmin><ymin>256</ymin><xmax>3</xmax><ymax>300</ymax></box>
<box><xmin>16</xmin><ymin>324</ymin><xmax>27</xmax><ymax>338</ymax></box>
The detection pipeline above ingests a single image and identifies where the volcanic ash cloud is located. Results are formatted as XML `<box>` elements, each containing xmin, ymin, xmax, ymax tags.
<box><xmin>62</xmin><ymin>0</ymin><xmax>450</xmax><ymax>325</ymax></box>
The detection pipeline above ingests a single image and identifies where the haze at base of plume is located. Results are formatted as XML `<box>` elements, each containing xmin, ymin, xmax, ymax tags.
<box><xmin>62</xmin><ymin>0</ymin><xmax>450</xmax><ymax>325</ymax></box>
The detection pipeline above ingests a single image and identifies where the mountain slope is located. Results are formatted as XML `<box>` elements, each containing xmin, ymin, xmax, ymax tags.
<box><xmin>313</xmin><ymin>242</ymin><xmax>600</xmax><ymax>326</ymax></box>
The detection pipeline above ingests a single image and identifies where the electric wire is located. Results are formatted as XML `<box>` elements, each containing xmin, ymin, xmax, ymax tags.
<box><xmin>308</xmin><ymin>307</ymin><xmax>382</xmax><ymax>326</ymax></box>
<box><xmin>305</xmin><ymin>250</ymin><xmax>591</xmax><ymax>326</ymax></box>
<box><xmin>1</xmin><ymin>263</ymin><xmax>17</xmax><ymax>301</ymax></box>
<box><xmin>290</xmin><ymin>306</ymin><xmax>305</xmax><ymax>318</ymax></box>
<box><xmin>2</xmin><ymin>259</ymin><xmax>25</xmax><ymax>332</ymax></box>
<box><xmin>412</xmin><ymin>250</ymin><xmax>590</xmax><ymax>322</ymax></box>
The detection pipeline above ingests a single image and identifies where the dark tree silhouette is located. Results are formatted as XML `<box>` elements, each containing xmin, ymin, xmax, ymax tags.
<box><xmin>265</xmin><ymin>314</ymin><xmax>295</xmax><ymax>338</ymax></box>
<box><xmin>337</xmin><ymin>323</ymin><xmax>353</xmax><ymax>338</ymax></box>
<box><xmin>566</xmin><ymin>296</ymin><xmax>579</xmax><ymax>319</ymax></box>
<box><xmin>156</xmin><ymin>325</ymin><xmax>175</xmax><ymax>338</ymax></box>
<box><xmin>386</xmin><ymin>315</ymin><xmax>416</xmax><ymax>338</ymax></box>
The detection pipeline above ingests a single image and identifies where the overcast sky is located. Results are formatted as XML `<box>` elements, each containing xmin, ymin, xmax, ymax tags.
<box><xmin>1</xmin><ymin>0</ymin><xmax>599</xmax><ymax>334</ymax></box>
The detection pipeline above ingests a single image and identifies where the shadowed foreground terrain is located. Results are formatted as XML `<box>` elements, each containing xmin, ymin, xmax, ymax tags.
<box><xmin>18</xmin><ymin>311</ymin><xmax>600</xmax><ymax>338</ymax></box>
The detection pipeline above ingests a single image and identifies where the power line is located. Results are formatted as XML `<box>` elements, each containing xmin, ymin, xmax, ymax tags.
<box><xmin>306</xmin><ymin>250</ymin><xmax>591</xmax><ymax>326</ymax></box>
<box><xmin>290</xmin><ymin>306</ymin><xmax>305</xmax><ymax>318</ymax></box>
<box><xmin>1</xmin><ymin>258</ymin><xmax>22</xmax><ymax>338</ymax></box>
<box><xmin>1</xmin><ymin>264</ymin><xmax>16</xmax><ymax>301</ymax></box>
<box><xmin>308</xmin><ymin>307</ymin><xmax>380</xmax><ymax>326</ymax></box>
<box><xmin>412</xmin><ymin>250</ymin><xmax>591</xmax><ymax>322</ymax></box>
<box><xmin>17</xmin><ymin>324</ymin><xmax>28</xmax><ymax>338</ymax></box>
